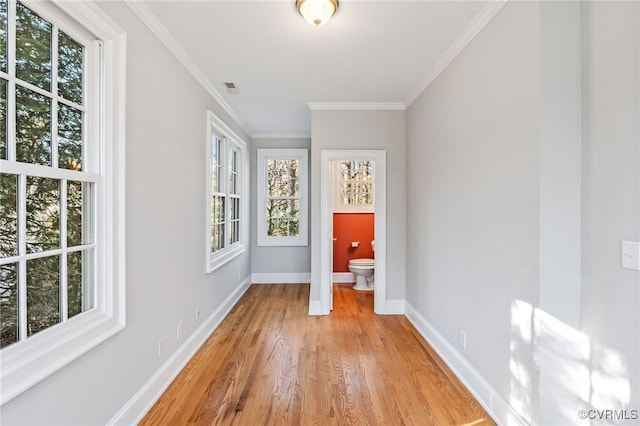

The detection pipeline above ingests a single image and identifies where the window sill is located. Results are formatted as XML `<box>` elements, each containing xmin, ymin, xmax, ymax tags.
<box><xmin>257</xmin><ymin>237</ymin><xmax>308</xmax><ymax>247</ymax></box>
<box><xmin>207</xmin><ymin>244</ymin><xmax>246</xmax><ymax>273</ymax></box>
<box><xmin>0</xmin><ymin>310</ymin><xmax>125</xmax><ymax>405</ymax></box>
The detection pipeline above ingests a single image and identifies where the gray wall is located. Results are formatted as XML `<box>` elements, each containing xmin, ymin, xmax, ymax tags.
<box><xmin>580</xmin><ymin>1</ymin><xmax>639</xmax><ymax>423</ymax></box>
<box><xmin>1</xmin><ymin>2</ymin><xmax>252</xmax><ymax>424</ymax></box>
<box><xmin>3</xmin><ymin>1</ymin><xmax>637</xmax><ymax>424</ymax></box>
<box><xmin>250</xmin><ymin>138</ymin><xmax>311</xmax><ymax>275</ymax></box>
<box><xmin>406</xmin><ymin>1</ymin><xmax>639</xmax><ymax>424</ymax></box>
<box><xmin>406</xmin><ymin>3</ymin><xmax>540</xmax><ymax>416</ymax></box>
<box><xmin>309</xmin><ymin>110</ymin><xmax>407</xmax><ymax>302</ymax></box>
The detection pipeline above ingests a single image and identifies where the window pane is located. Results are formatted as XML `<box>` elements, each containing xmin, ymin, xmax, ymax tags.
<box><xmin>0</xmin><ymin>262</ymin><xmax>18</xmax><ymax>348</ymax></box>
<box><xmin>289</xmin><ymin>218</ymin><xmax>299</xmax><ymax>237</ymax></box>
<box><xmin>57</xmin><ymin>31</ymin><xmax>83</xmax><ymax>105</ymax></box>
<box><xmin>0</xmin><ymin>0</ymin><xmax>7</xmax><ymax>73</ymax></box>
<box><xmin>16</xmin><ymin>2</ymin><xmax>52</xmax><ymax>91</ymax></box>
<box><xmin>339</xmin><ymin>160</ymin><xmax>374</xmax><ymax>206</ymax></box>
<box><xmin>67</xmin><ymin>249</ymin><xmax>93</xmax><ymax>319</ymax></box>
<box><xmin>67</xmin><ymin>181</ymin><xmax>92</xmax><ymax>247</ymax></box>
<box><xmin>211</xmin><ymin>137</ymin><xmax>220</xmax><ymax>192</ymax></box>
<box><xmin>267</xmin><ymin>159</ymin><xmax>299</xmax><ymax>197</ymax></box>
<box><xmin>0</xmin><ymin>78</ymin><xmax>6</xmax><ymax>159</ymax></box>
<box><xmin>215</xmin><ymin>196</ymin><xmax>225</xmax><ymax>222</ymax></box>
<box><xmin>228</xmin><ymin>148</ymin><xmax>238</xmax><ymax>195</ymax></box>
<box><xmin>267</xmin><ymin>218</ymin><xmax>277</xmax><ymax>236</ymax></box>
<box><xmin>26</xmin><ymin>176</ymin><xmax>60</xmax><ymax>253</ymax></box>
<box><xmin>231</xmin><ymin>173</ymin><xmax>237</xmax><ymax>195</ymax></box>
<box><xmin>211</xmin><ymin>223</ymin><xmax>225</xmax><ymax>252</ymax></box>
<box><xmin>229</xmin><ymin>197</ymin><xmax>235</xmax><ymax>221</ymax></box>
<box><xmin>58</xmin><ymin>103</ymin><xmax>82</xmax><ymax>170</ymax></box>
<box><xmin>266</xmin><ymin>199</ymin><xmax>281</xmax><ymax>218</ymax></box>
<box><xmin>228</xmin><ymin>198</ymin><xmax>240</xmax><ymax>245</ymax></box>
<box><xmin>0</xmin><ymin>173</ymin><xmax>18</xmax><ymax>257</ymax></box>
<box><xmin>266</xmin><ymin>199</ymin><xmax>299</xmax><ymax>218</ymax></box>
<box><xmin>267</xmin><ymin>217</ymin><xmax>296</xmax><ymax>237</ymax></box>
<box><xmin>211</xmin><ymin>196</ymin><xmax>225</xmax><ymax>253</ymax></box>
<box><xmin>288</xmin><ymin>199</ymin><xmax>299</xmax><ymax>217</ymax></box>
<box><xmin>27</xmin><ymin>254</ymin><xmax>60</xmax><ymax>336</ymax></box>
<box><xmin>16</xmin><ymin>85</ymin><xmax>52</xmax><ymax>165</ymax></box>
<box><xmin>232</xmin><ymin>221</ymin><xmax>239</xmax><ymax>244</ymax></box>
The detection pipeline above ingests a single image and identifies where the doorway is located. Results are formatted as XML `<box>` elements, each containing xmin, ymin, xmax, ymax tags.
<box><xmin>320</xmin><ymin>150</ymin><xmax>386</xmax><ymax>314</ymax></box>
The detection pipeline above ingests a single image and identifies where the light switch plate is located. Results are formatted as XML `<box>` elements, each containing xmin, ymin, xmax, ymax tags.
<box><xmin>621</xmin><ymin>241</ymin><xmax>640</xmax><ymax>271</ymax></box>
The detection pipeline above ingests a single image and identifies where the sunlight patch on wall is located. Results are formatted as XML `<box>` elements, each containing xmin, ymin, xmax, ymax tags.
<box><xmin>510</xmin><ymin>299</ymin><xmax>631</xmax><ymax>424</ymax></box>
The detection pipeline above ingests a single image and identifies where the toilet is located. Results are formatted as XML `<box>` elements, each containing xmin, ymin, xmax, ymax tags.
<box><xmin>348</xmin><ymin>240</ymin><xmax>375</xmax><ymax>291</ymax></box>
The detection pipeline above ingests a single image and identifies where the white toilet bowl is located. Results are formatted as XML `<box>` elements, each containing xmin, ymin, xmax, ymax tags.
<box><xmin>348</xmin><ymin>258</ymin><xmax>375</xmax><ymax>291</ymax></box>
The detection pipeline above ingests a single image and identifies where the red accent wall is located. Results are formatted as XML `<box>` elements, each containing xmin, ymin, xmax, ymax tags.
<box><xmin>333</xmin><ymin>213</ymin><xmax>374</xmax><ymax>272</ymax></box>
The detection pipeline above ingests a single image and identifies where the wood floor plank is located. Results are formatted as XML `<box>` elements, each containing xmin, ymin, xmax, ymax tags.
<box><xmin>140</xmin><ymin>284</ymin><xmax>495</xmax><ymax>426</ymax></box>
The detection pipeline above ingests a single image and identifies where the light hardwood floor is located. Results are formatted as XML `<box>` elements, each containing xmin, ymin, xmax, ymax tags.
<box><xmin>141</xmin><ymin>284</ymin><xmax>495</xmax><ymax>425</ymax></box>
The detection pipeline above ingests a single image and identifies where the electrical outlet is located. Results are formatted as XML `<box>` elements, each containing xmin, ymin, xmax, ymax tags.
<box><xmin>195</xmin><ymin>305</ymin><xmax>201</xmax><ymax>321</ymax></box>
<box><xmin>158</xmin><ymin>337</ymin><xmax>165</xmax><ymax>359</ymax></box>
<box><xmin>459</xmin><ymin>330</ymin><xmax>467</xmax><ymax>350</ymax></box>
<box><xmin>177</xmin><ymin>321</ymin><xmax>183</xmax><ymax>340</ymax></box>
<box><xmin>621</xmin><ymin>241</ymin><xmax>640</xmax><ymax>271</ymax></box>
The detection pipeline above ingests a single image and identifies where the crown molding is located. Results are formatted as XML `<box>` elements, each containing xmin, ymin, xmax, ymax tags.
<box><xmin>251</xmin><ymin>133</ymin><xmax>311</xmax><ymax>139</ymax></box>
<box><xmin>405</xmin><ymin>0</ymin><xmax>508</xmax><ymax>107</ymax></box>
<box><xmin>124</xmin><ymin>1</ymin><xmax>249</xmax><ymax>136</ymax></box>
<box><xmin>307</xmin><ymin>102</ymin><xmax>406</xmax><ymax>111</ymax></box>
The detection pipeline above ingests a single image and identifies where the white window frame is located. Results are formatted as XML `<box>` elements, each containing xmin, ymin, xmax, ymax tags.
<box><xmin>332</xmin><ymin>160</ymin><xmax>374</xmax><ymax>213</ymax></box>
<box><xmin>0</xmin><ymin>0</ymin><xmax>126</xmax><ymax>405</ymax></box>
<box><xmin>205</xmin><ymin>110</ymin><xmax>247</xmax><ymax>273</ymax></box>
<box><xmin>257</xmin><ymin>149</ymin><xmax>308</xmax><ymax>247</ymax></box>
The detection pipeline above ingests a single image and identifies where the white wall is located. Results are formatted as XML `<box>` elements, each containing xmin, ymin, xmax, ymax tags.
<box><xmin>579</xmin><ymin>1</ymin><xmax>640</xmax><ymax>422</ymax></box>
<box><xmin>406</xmin><ymin>1</ymin><xmax>639</xmax><ymax>424</ymax></box>
<box><xmin>250</xmin><ymin>138</ymin><xmax>311</xmax><ymax>277</ymax></box>
<box><xmin>0</xmin><ymin>2</ymin><xmax>251</xmax><ymax>425</ymax></box>
<box><xmin>309</xmin><ymin>110</ymin><xmax>406</xmax><ymax>303</ymax></box>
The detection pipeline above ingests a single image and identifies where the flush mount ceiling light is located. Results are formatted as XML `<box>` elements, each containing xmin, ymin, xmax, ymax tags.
<box><xmin>296</xmin><ymin>0</ymin><xmax>339</xmax><ymax>27</ymax></box>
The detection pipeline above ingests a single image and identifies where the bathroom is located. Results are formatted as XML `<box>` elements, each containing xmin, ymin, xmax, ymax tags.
<box><xmin>331</xmin><ymin>160</ymin><xmax>375</xmax><ymax>295</ymax></box>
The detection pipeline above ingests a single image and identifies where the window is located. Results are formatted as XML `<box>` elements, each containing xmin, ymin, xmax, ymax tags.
<box><xmin>206</xmin><ymin>110</ymin><xmax>246</xmax><ymax>272</ymax></box>
<box><xmin>333</xmin><ymin>160</ymin><xmax>374</xmax><ymax>213</ymax></box>
<box><xmin>0</xmin><ymin>0</ymin><xmax>126</xmax><ymax>404</ymax></box>
<box><xmin>257</xmin><ymin>149</ymin><xmax>308</xmax><ymax>246</ymax></box>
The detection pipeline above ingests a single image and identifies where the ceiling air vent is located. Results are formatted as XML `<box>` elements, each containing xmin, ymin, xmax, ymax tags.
<box><xmin>223</xmin><ymin>82</ymin><xmax>240</xmax><ymax>94</ymax></box>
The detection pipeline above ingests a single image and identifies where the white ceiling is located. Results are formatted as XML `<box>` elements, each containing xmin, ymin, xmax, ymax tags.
<box><xmin>140</xmin><ymin>0</ymin><xmax>490</xmax><ymax>137</ymax></box>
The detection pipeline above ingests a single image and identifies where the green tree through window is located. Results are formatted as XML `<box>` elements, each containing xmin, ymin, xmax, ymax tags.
<box><xmin>266</xmin><ymin>159</ymin><xmax>300</xmax><ymax>237</ymax></box>
<box><xmin>0</xmin><ymin>1</ymin><xmax>93</xmax><ymax>349</ymax></box>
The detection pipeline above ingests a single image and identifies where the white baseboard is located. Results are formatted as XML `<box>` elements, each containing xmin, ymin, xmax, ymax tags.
<box><xmin>251</xmin><ymin>272</ymin><xmax>311</xmax><ymax>284</ymax></box>
<box><xmin>332</xmin><ymin>272</ymin><xmax>354</xmax><ymax>283</ymax></box>
<box><xmin>404</xmin><ymin>303</ymin><xmax>526</xmax><ymax>426</ymax></box>
<box><xmin>385</xmin><ymin>299</ymin><xmax>405</xmax><ymax>314</ymax></box>
<box><xmin>107</xmin><ymin>275</ymin><xmax>252</xmax><ymax>426</ymax></box>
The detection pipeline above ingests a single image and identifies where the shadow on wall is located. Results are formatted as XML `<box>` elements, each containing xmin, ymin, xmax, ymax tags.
<box><xmin>510</xmin><ymin>300</ymin><xmax>635</xmax><ymax>425</ymax></box>
<box><xmin>333</xmin><ymin>213</ymin><xmax>374</xmax><ymax>272</ymax></box>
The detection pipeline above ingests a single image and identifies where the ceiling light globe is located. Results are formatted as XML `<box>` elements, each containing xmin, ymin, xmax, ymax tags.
<box><xmin>296</xmin><ymin>0</ymin><xmax>338</xmax><ymax>27</ymax></box>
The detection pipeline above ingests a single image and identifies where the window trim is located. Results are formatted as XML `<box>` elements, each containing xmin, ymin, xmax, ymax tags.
<box><xmin>205</xmin><ymin>110</ymin><xmax>247</xmax><ymax>273</ymax></box>
<box><xmin>256</xmin><ymin>149</ymin><xmax>308</xmax><ymax>247</ymax></box>
<box><xmin>0</xmin><ymin>0</ymin><xmax>126</xmax><ymax>406</ymax></box>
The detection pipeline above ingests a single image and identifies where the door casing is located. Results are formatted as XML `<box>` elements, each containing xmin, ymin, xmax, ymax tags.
<box><xmin>320</xmin><ymin>149</ymin><xmax>387</xmax><ymax>314</ymax></box>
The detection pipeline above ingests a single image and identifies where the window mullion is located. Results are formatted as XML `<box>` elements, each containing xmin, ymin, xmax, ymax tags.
<box><xmin>17</xmin><ymin>174</ymin><xmax>26</xmax><ymax>341</ymax></box>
